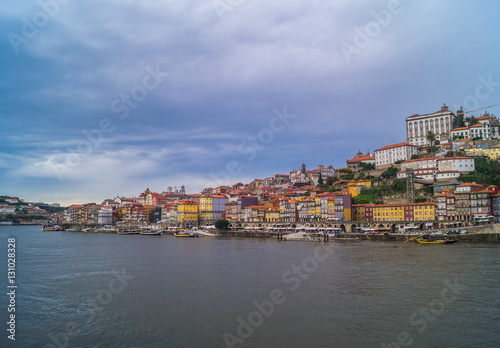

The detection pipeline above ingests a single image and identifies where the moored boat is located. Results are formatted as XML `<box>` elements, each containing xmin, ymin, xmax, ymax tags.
<box><xmin>404</xmin><ymin>233</ymin><xmax>457</xmax><ymax>244</ymax></box>
<box><xmin>141</xmin><ymin>228</ymin><xmax>162</xmax><ymax>235</ymax></box>
<box><xmin>117</xmin><ymin>229</ymin><xmax>142</xmax><ymax>235</ymax></box>
<box><xmin>174</xmin><ymin>232</ymin><xmax>201</xmax><ymax>238</ymax></box>
<box><xmin>415</xmin><ymin>238</ymin><xmax>457</xmax><ymax>244</ymax></box>
<box><xmin>43</xmin><ymin>224</ymin><xmax>64</xmax><ymax>231</ymax></box>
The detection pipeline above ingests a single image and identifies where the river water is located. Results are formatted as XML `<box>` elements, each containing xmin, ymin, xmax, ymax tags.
<box><xmin>0</xmin><ymin>226</ymin><xmax>499</xmax><ymax>347</ymax></box>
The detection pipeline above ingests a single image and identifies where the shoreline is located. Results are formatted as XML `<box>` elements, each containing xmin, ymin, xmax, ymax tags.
<box><xmin>34</xmin><ymin>226</ymin><xmax>500</xmax><ymax>243</ymax></box>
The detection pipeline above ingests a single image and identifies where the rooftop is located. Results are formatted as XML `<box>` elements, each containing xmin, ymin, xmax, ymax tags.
<box><xmin>375</xmin><ymin>142</ymin><xmax>416</xmax><ymax>152</ymax></box>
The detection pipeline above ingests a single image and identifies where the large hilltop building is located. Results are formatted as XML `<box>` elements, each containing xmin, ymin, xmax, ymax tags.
<box><xmin>406</xmin><ymin>103</ymin><xmax>455</xmax><ymax>146</ymax></box>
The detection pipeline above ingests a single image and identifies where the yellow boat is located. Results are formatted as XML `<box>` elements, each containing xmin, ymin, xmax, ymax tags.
<box><xmin>415</xmin><ymin>238</ymin><xmax>456</xmax><ymax>244</ymax></box>
<box><xmin>404</xmin><ymin>233</ymin><xmax>457</xmax><ymax>244</ymax></box>
<box><xmin>174</xmin><ymin>232</ymin><xmax>200</xmax><ymax>238</ymax></box>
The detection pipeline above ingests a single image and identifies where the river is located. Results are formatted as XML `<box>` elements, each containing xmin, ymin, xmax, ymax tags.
<box><xmin>0</xmin><ymin>226</ymin><xmax>498</xmax><ymax>347</ymax></box>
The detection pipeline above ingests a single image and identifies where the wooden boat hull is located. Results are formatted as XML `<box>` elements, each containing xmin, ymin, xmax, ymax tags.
<box><xmin>415</xmin><ymin>238</ymin><xmax>457</xmax><ymax>244</ymax></box>
<box><xmin>141</xmin><ymin>231</ymin><xmax>162</xmax><ymax>235</ymax></box>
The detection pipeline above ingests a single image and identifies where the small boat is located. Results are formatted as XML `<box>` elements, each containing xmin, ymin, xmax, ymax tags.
<box><xmin>43</xmin><ymin>224</ymin><xmax>64</xmax><ymax>231</ymax></box>
<box><xmin>117</xmin><ymin>229</ymin><xmax>141</xmax><ymax>235</ymax></box>
<box><xmin>141</xmin><ymin>229</ymin><xmax>162</xmax><ymax>235</ymax></box>
<box><xmin>174</xmin><ymin>232</ymin><xmax>201</xmax><ymax>238</ymax></box>
<box><xmin>405</xmin><ymin>233</ymin><xmax>457</xmax><ymax>244</ymax></box>
<box><xmin>415</xmin><ymin>238</ymin><xmax>457</xmax><ymax>244</ymax></box>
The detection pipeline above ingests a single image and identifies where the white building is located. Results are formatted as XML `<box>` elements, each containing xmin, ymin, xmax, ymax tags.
<box><xmin>397</xmin><ymin>169</ymin><xmax>460</xmax><ymax>181</ymax></box>
<box><xmin>450</xmin><ymin>127</ymin><xmax>470</xmax><ymax>140</ymax></box>
<box><xmin>438</xmin><ymin>157</ymin><xmax>475</xmax><ymax>172</ymax></box>
<box><xmin>398</xmin><ymin>156</ymin><xmax>474</xmax><ymax>180</ymax></box>
<box><xmin>97</xmin><ymin>206</ymin><xmax>113</xmax><ymax>225</ymax></box>
<box><xmin>401</xmin><ymin>157</ymin><xmax>438</xmax><ymax>172</ymax></box>
<box><xmin>374</xmin><ymin>142</ymin><xmax>418</xmax><ymax>168</ymax></box>
<box><xmin>406</xmin><ymin>104</ymin><xmax>455</xmax><ymax>146</ymax></box>
<box><xmin>290</xmin><ymin>163</ymin><xmax>311</xmax><ymax>186</ymax></box>
<box><xmin>469</xmin><ymin>123</ymin><xmax>491</xmax><ymax>140</ymax></box>
<box><xmin>0</xmin><ymin>206</ymin><xmax>16</xmax><ymax>214</ymax></box>
<box><xmin>161</xmin><ymin>205</ymin><xmax>178</xmax><ymax>225</ymax></box>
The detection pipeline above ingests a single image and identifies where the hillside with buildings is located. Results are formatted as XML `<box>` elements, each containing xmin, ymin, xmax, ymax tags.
<box><xmin>5</xmin><ymin>103</ymin><xmax>500</xmax><ymax>231</ymax></box>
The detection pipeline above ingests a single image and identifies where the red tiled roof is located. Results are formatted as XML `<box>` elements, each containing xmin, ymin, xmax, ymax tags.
<box><xmin>375</xmin><ymin>142</ymin><xmax>416</xmax><ymax>152</ymax></box>
<box><xmin>458</xmin><ymin>182</ymin><xmax>484</xmax><ymax>186</ymax></box>
<box><xmin>437</xmin><ymin>157</ymin><xmax>470</xmax><ymax>160</ymax></box>
<box><xmin>347</xmin><ymin>154</ymin><xmax>375</xmax><ymax>163</ymax></box>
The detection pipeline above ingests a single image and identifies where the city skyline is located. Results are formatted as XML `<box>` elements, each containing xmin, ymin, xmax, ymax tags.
<box><xmin>2</xmin><ymin>1</ymin><xmax>500</xmax><ymax>205</ymax></box>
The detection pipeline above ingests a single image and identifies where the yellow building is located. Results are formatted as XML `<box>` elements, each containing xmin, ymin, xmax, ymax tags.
<box><xmin>116</xmin><ymin>206</ymin><xmax>128</xmax><ymax>221</ymax></box>
<box><xmin>357</xmin><ymin>202</ymin><xmax>435</xmax><ymax>222</ymax></box>
<box><xmin>327</xmin><ymin>197</ymin><xmax>335</xmax><ymax>220</ymax></box>
<box><xmin>352</xmin><ymin>204</ymin><xmax>366</xmax><ymax>221</ymax></box>
<box><xmin>177</xmin><ymin>200</ymin><xmax>199</xmax><ymax>225</ymax></box>
<box><xmin>265</xmin><ymin>207</ymin><xmax>280</xmax><ymax>222</ymax></box>
<box><xmin>488</xmin><ymin>146</ymin><xmax>500</xmax><ymax>160</ymax></box>
<box><xmin>373</xmin><ymin>204</ymin><xmax>404</xmax><ymax>222</ymax></box>
<box><xmin>464</xmin><ymin>146</ymin><xmax>487</xmax><ymax>157</ymax></box>
<box><xmin>347</xmin><ymin>180</ymin><xmax>372</xmax><ymax>198</ymax></box>
<box><xmin>413</xmin><ymin>203</ymin><xmax>435</xmax><ymax>221</ymax></box>
<box><xmin>199</xmin><ymin>195</ymin><xmax>213</xmax><ymax>223</ymax></box>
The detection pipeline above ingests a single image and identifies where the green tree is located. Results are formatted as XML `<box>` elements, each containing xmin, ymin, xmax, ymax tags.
<box><xmin>454</xmin><ymin>107</ymin><xmax>465</xmax><ymax>128</ymax></box>
<box><xmin>465</xmin><ymin>116</ymin><xmax>478</xmax><ymax>126</ymax></box>
<box><xmin>426</xmin><ymin>131</ymin><xmax>436</xmax><ymax>147</ymax></box>
<box><xmin>353</xmin><ymin>195</ymin><xmax>372</xmax><ymax>204</ymax></box>
<box><xmin>340</xmin><ymin>173</ymin><xmax>355</xmax><ymax>180</ymax></box>
<box><xmin>359</xmin><ymin>162</ymin><xmax>375</xmax><ymax>171</ymax></box>
<box><xmin>381</xmin><ymin>166</ymin><xmax>398</xmax><ymax>179</ymax></box>
<box><xmin>427</xmin><ymin>146</ymin><xmax>438</xmax><ymax>154</ymax></box>
<box><xmin>215</xmin><ymin>219</ymin><xmax>230</xmax><ymax>230</ymax></box>
<box><xmin>318</xmin><ymin>172</ymin><xmax>323</xmax><ymax>185</ymax></box>
<box><xmin>458</xmin><ymin>158</ymin><xmax>500</xmax><ymax>185</ymax></box>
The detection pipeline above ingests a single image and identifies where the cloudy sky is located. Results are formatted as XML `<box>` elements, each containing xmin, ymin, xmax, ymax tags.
<box><xmin>1</xmin><ymin>0</ymin><xmax>499</xmax><ymax>205</ymax></box>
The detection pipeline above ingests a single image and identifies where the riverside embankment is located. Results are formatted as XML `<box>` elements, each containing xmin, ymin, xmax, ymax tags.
<box><xmin>59</xmin><ymin>223</ymin><xmax>500</xmax><ymax>242</ymax></box>
<box><xmin>218</xmin><ymin>224</ymin><xmax>500</xmax><ymax>242</ymax></box>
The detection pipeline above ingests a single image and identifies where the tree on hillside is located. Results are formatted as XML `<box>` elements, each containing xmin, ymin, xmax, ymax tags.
<box><xmin>318</xmin><ymin>172</ymin><xmax>323</xmax><ymax>185</ymax></box>
<box><xmin>454</xmin><ymin>107</ymin><xmax>465</xmax><ymax>128</ymax></box>
<box><xmin>427</xmin><ymin>146</ymin><xmax>438</xmax><ymax>154</ymax></box>
<box><xmin>426</xmin><ymin>131</ymin><xmax>436</xmax><ymax>147</ymax></box>
<box><xmin>359</xmin><ymin>162</ymin><xmax>375</xmax><ymax>171</ymax></box>
<box><xmin>465</xmin><ymin>116</ymin><xmax>478</xmax><ymax>126</ymax></box>
<box><xmin>381</xmin><ymin>166</ymin><xmax>398</xmax><ymax>180</ymax></box>
<box><xmin>338</xmin><ymin>167</ymin><xmax>352</xmax><ymax>174</ymax></box>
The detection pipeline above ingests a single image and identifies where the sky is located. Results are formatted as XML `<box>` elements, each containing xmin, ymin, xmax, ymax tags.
<box><xmin>1</xmin><ymin>0</ymin><xmax>500</xmax><ymax>205</ymax></box>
